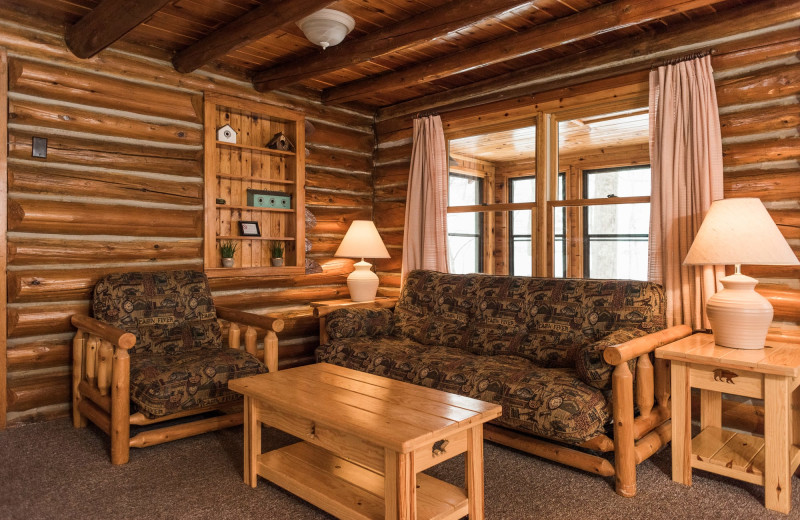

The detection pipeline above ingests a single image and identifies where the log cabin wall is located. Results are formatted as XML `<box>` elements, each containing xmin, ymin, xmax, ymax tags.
<box><xmin>373</xmin><ymin>19</ymin><xmax>800</xmax><ymax>341</ymax></box>
<box><xmin>0</xmin><ymin>17</ymin><xmax>375</xmax><ymax>427</ymax></box>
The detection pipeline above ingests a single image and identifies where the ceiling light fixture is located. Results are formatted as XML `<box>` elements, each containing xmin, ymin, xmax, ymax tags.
<box><xmin>296</xmin><ymin>9</ymin><xmax>355</xmax><ymax>50</ymax></box>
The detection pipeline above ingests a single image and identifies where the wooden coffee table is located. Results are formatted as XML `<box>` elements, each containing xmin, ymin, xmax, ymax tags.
<box><xmin>228</xmin><ymin>362</ymin><xmax>502</xmax><ymax>520</ymax></box>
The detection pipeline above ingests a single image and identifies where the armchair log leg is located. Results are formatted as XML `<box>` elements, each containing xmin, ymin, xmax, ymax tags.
<box><xmin>265</xmin><ymin>331</ymin><xmax>278</xmax><ymax>373</ymax></box>
<box><xmin>612</xmin><ymin>362</ymin><xmax>636</xmax><ymax>497</ymax></box>
<box><xmin>72</xmin><ymin>332</ymin><xmax>87</xmax><ymax>428</ymax></box>
<box><xmin>110</xmin><ymin>349</ymin><xmax>131</xmax><ymax>465</ymax></box>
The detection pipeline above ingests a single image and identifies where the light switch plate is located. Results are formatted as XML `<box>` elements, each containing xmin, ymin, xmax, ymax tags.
<box><xmin>32</xmin><ymin>137</ymin><xmax>47</xmax><ymax>158</ymax></box>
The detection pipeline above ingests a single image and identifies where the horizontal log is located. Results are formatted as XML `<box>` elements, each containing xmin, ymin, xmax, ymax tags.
<box><xmin>711</xmin><ymin>29</ymin><xmax>800</xmax><ymax>72</ymax></box>
<box><xmin>374</xmin><ymin>255</ymin><xmax>402</xmax><ymax>273</ymax></box>
<box><xmin>719</xmin><ymin>104</ymin><xmax>800</xmax><ymax>139</ymax></box>
<box><xmin>724</xmin><ymin>168</ymin><xmax>800</xmax><ymax>202</ymax></box>
<box><xmin>722</xmin><ymin>137</ymin><xmax>800</xmax><ymax>167</ymax></box>
<box><xmin>305</xmin><ymin>188</ymin><xmax>371</xmax><ymax>209</ymax></box>
<box><xmin>377</xmin><ymin>287</ymin><xmax>401</xmax><ymax>298</ymax></box>
<box><xmin>8</xmin><ymin>199</ymin><xmax>202</xmax><ymax>237</ymax></box>
<box><xmin>9</xmin><ymin>162</ymin><xmax>202</xmax><ymax>206</ymax></box>
<box><xmin>8</xmin><ymin>302</ymin><xmax>89</xmax><ymax>338</ymax></box>
<box><xmin>771</xmin><ymin>209</ymin><xmax>800</xmax><ymax>240</ymax></box>
<box><xmin>716</xmin><ymin>63</ymin><xmax>800</xmax><ymax>108</ymax></box>
<box><xmin>9</xmin><ymin>58</ymin><xmax>202</xmax><ymax>123</ymax></box>
<box><xmin>216</xmin><ymin>306</ymin><xmax>284</xmax><ymax>333</ymax></box>
<box><xmin>8</xmin><ymin>99</ymin><xmax>201</xmax><ymax>145</ymax></box>
<box><xmin>374</xmin><ymin>184</ymin><xmax>407</xmax><ymax>202</ymax></box>
<box><xmin>213</xmin><ymin>285</ymin><xmax>349</xmax><ymax>309</ymax></box>
<box><xmin>8</xmin><ymin>236</ymin><xmax>202</xmax><ymax>266</ymax></box>
<box><xmin>8</xmin><ymin>263</ymin><xmax>200</xmax><ymax>303</ymax></box>
<box><xmin>756</xmin><ymin>287</ymin><xmax>800</xmax><ymax>322</ymax></box>
<box><xmin>374</xmin><ymin>163</ymin><xmax>411</xmax><ymax>189</ymax></box>
<box><xmin>307</xmin><ymin>121</ymin><xmax>373</xmax><ymax>152</ymax></box>
<box><xmin>306</xmin><ymin>206</ymin><xmax>371</xmax><ymax>234</ymax></box>
<box><xmin>8</xmin><ymin>130</ymin><xmax>202</xmax><ymax>177</ymax></box>
<box><xmin>373</xmin><ymin>201</ymin><xmax>406</xmax><ymax>231</ymax></box>
<box><xmin>305</xmin><ymin>168</ymin><xmax>371</xmax><ymax>194</ymax></box>
<box><xmin>7</xmin><ymin>338</ymin><xmax>71</xmax><ymax>371</ymax></box>
<box><xmin>375</xmin><ymin>143</ymin><xmax>412</xmax><ymax>166</ymax></box>
<box><xmin>604</xmin><ymin>325</ymin><xmax>693</xmax><ymax>365</ymax></box>
<box><xmin>7</xmin><ymin>403</ymin><xmax>70</xmax><ymax>426</ymax></box>
<box><xmin>208</xmin><ymin>263</ymin><xmax>352</xmax><ymax>292</ymax></box>
<box><xmin>7</xmin><ymin>372</ymin><xmax>70</xmax><ymax>412</ymax></box>
<box><xmin>305</xmin><ymin>145</ymin><xmax>371</xmax><ymax>174</ymax></box>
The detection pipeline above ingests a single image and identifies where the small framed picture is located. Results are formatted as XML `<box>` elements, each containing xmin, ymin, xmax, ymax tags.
<box><xmin>238</xmin><ymin>221</ymin><xmax>261</xmax><ymax>237</ymax></box>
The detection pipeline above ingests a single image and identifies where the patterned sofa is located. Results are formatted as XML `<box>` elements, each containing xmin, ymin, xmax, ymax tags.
<box><xmin>315</xmin><ymin>269</ymin><xmax>691</xmax><ymax>497</ymax></box>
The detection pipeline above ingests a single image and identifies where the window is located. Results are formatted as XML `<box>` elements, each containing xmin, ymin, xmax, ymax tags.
<box><xmin>509</xmin><ymin>176</ymin><xmax>535</xmax><ymax>276</ymax></box>
<box><xmin>552</xmin><ymin>173</ymin><xmax>567</xmax><ymax>278</ymax></box>
<box><xmin>582</xmin><ymin>166</ymin><xmax>651</xmax><ymax>280</ymax></box>
<box><xmin>447</xmin><ymin>174</ymin><xmax>483</xmax><ymax>273</ymax></box>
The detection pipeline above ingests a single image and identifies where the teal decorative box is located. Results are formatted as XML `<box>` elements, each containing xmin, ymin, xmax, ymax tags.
<box><xmin>247</xmin><ymin>189</ymin><xmax>291</xmax><ymax>209</ymax></box>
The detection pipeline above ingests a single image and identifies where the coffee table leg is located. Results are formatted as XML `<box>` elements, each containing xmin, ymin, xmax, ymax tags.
<box><xmin>243</xmin><ymin>396</ymin><xmax>259</xmax><ymax>488</ymax></box>
<box><xmin>385</xmin><ymin>450</ymin><xmax>416</xmax><ymax>520</ymax></box>
<box><xmin>466</xmin><ymin>425</ymin><xmax>485</xmax><ymax>520</ymax></box>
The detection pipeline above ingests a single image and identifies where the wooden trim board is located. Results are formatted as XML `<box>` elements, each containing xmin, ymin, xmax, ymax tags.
<box><xmin>0</xmin><ymin>47</ymin><xmax>8</xmax><ymax>429</ymax></box>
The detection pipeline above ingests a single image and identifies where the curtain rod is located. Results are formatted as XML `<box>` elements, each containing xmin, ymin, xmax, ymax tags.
<box><xmin>651</xmin><ymin>49</ymin><xmax>716</xmax><ymax>69</ymax></box>
<box><xmin>414</xmin><ymin>111</ymin><xmax>439</xmax><ymax>119</ymax></box>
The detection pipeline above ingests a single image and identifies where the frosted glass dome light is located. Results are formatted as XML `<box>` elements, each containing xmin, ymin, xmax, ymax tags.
<box><xmin>297</xmin><ymin>9</ymin><xmax>355</xmax><ymax>50</ymax></box>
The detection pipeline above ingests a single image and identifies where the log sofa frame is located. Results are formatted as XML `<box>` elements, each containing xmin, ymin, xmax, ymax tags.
<box><xmin>71</xmin><ymin>307</ymin><xmax>283</xmax><ymax>465</ymax></box>
<box><xmin>313</xmin><ymin>299</ymin><xmax>692</xmax><ymax>498</ymax></box>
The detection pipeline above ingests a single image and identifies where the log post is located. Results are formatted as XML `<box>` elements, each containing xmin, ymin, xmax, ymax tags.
<box><xmin>265</xmin><ymin>330</ymin><xmax>278</xmax><ymax>373</ymax></box>
<box><xmin>319</xmin><ymin>317</ymin><xmax>329</xmax><ymax>346</ymax></box>
<box><xmin>72</xmin><ymin>331</ymin><xmax>87</xmax><ymax>427</ymax></box>
<box><xmin>229</xmin><ymin>322</ymin><xmax>241</xmax><ymax>350</ymax></box>
<box><xmin>85</xmin><ymin>335</ymin><xmax>99</xmax><ymax>385</ymax></box>
<box><xmin>636</xmin><ymin>353</ymin><xmax>654</xmax><ymax>419</ymax></box>
<box><xmin>612</xmin><ymin>361</ymin><xmax>636</xmax><ymax>497</ymax></box>
<box><xmin>96</xmin><ymin>340</ymin><xmax>113</xmax><ymax>396</ymax></box>
<box><xmin>110</xmin><ymin>347</ymin><xmax>131</xmax><ymax>465</ymax></box>
<box><xmin>244</xmin><ymin>326</ymin><xmax>257</xmax><ymax>357</ymax></box>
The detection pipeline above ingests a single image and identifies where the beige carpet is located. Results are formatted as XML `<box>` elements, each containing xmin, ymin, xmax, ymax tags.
<box><xmin>1</xmin><ymin>418</ymin><xmax>797</xmax><ymax>519</ymax></box>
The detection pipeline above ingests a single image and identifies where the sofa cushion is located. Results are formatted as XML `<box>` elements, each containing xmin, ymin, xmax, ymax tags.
<box><xmin>575</xmin><ymin>328</ymin><xmax>649</xmax><ymax>390</ymax></box>
<box><xmin>92</xmin><ymin>270</ymin><xmax>221</xmax><ymax>356</ymax></box>
<box><xmin>326</xmin><ymin>307</ymin><xmax>394</xmax><ymax>340</ymax></box>
<box><xmin>130</xmin><ymin>348</ymin><xmax>266</xmax><ymax>418</ymax></box>
<box><xmin>316</xmin><ymin>338</ymin><xmax>610</xmax><ymax>444</ymax></box>
<box><xmin>579</xmin><ymin>279</ymin><xmax>666</xmax><ymax>339</ymax></box>
<box><xmin>465</xmin><ymin>275</ymin><xmax>531</xmax><ymax>356</ymax></box>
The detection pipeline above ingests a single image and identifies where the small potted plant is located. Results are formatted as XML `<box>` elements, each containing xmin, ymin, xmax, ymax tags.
<box><xmin>270</xmin><ymin>240</ymin><xmax>284</xmax><ymax>267</ymax></box>
<box><xmin>220</xmin><ymin>240</ymin><xmax>237</xmax><ymax>268</ymax></box>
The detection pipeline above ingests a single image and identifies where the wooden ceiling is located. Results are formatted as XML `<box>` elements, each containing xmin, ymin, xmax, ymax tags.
<box><xmin>2</xmin><ymin>0</ymin><xmax>748</xmax><ymax>110</ymax></box>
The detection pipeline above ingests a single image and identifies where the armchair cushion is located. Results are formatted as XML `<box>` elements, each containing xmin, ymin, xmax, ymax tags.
<box><xmin>92</xmin><ymin>270</ymin><xmax>221</xmax><ymax>356</ymax></box>
<box><xmin>326</xmin><ymin>308</ymin><xmax>395</xmax><ymax>340</ymax></box>
<box><xmin>130</xmin><ymin>348</ymin><xmax>266</xmax><ymax>418</ymax></box>
<box><xmin>574</xmin><ymin>328</ymin><xmax>649</xmax><ymax>390</ymax></box>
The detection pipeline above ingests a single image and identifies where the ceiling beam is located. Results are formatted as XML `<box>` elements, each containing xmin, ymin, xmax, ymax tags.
<box><xmin>252</xmin><ymin>0</ymin><xmax>532</xmax><ymax>92</ymax></box>
<box><xmin>65</xmin><ymin>0</ymin><xmax>172</xmax><ymax>59</ymax></box>
<box><xmin>376</xmin><ymin>0</ymin><xmax>799</xmax><ymax>121</ymax></box>
<box><xmin>172</xmin><ymin>0</ymin><xmax>334</xmax><ymax>74</ymax></box>
<box><xmin>322</xmin><ymin>0</ymin><xmax>723</xmax><ymax>104</ymax></box>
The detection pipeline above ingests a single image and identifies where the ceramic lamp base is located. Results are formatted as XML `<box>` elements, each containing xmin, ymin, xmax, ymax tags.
<box><xmin>347</xmin><ymin>259</ymin><xmax>379</xmax><ymax>302</ymax></box>
<box><xmin>707</xmin><ymin>273</ymin><xmax>773</xmax><ymax>349</ymax></box>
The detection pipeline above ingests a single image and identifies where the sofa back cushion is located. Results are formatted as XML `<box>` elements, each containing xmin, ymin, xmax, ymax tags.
<box><xmin>465</xmin><ymin>275</ymin><xmax>532</xmax><ymax>356</ymax></box>
<box><xmin>578</xmin><ymin>279</ymin><xmax>666</xmax><ymax>340</ymax></box>
<box><xmin>92</xmin><ymin>270</ymin><xmax>222</xmax><ymax>356</ymax></box>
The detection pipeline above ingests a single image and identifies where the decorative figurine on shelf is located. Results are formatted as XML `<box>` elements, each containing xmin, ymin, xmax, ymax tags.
<box><xmin>219</xmin><ymin>240</ymin><xmax>237</xmax><ymax>268</ymax></box>
<box><xmin>216</xmin><ymin>124</ymin><xmax>237</xmax><ymax>144</ymax></box>
<box><xmin>266</xmin><ymin>131</ymin><xmax>294</xmax><ymax>152</ymax></box>
<box><xmin>270</xmin><ymin>241</ymin><xmax>284</xmax><ymax>267</ymax></box>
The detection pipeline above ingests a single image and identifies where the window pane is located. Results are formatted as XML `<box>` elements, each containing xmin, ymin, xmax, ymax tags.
<box><xmin>511</xmin><ymin>177</ymin><xmax>535</xmax><ymax>203</ymax></box>
<box><xmin>554</xmin><ymin>237</ymin><xmax>565</xmax><ymax>278</ymax></box>
<box><xmin>586</xmin><ymin>238</ymin><xmax>649</xmax><ymax>281</ymax></box>
<box><xmin>448</xmin><ymin>211</ymin><xmax>481</xmax><ymax>235</ymax></box>
<box><xmin>585</xmin><ymin>166</ymin><xmax>650</xmax><ymax>198</ymax></box>
<box><xmin>512</xmin><ymin>209</ymin><xmax>532</xmax><ymax>236</ymax></box>
<box><xmin>448</xmin><ymin>234</ymin><xmax>480</xmax><ymax>274</ymax></box>
<box><xmin>586</xmin><ymin>203</ymin><xmax>650</xmax><ymax>235</ymax></box>
<box><xmin>449</xmin><ymin>175</ymin><xmax>480</xmax><ymax>205</ymax></box>
<box><xmin>512</xmin><ymin>238</ymin><xmax>532</xmax><ymax>277</ymax></box>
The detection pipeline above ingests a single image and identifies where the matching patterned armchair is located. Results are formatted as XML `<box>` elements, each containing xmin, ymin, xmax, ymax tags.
<box><xmin>71</xmin><ymin>270</ymin><xmax>283</xmax><ymax>464</ymax></box>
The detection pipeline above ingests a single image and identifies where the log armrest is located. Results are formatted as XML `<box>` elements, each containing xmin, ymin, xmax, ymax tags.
<box><xmin>215</xmin><ymin>306</ymin><xmax>283</xmax><ymax>372</ymax></box>
<box><xmin>603</xmin><ymin>324</ymin><xmax>693</xmax><ymax>366</ymax></box>
<box><xmin>71</xmin><ymin>314</ymin><xmax>136</xmax><ymax>350</ymax></box>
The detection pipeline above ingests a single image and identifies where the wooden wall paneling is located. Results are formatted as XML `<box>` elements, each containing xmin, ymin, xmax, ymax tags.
<box><xmin>1</xmin><ymin>47</ymin><xmax>8</xmax><ymax>428</ymax></box>
<box><xmin>1</xmin><ymin>18</ymin><xmax>374</xmax><ymax>425</ymax></box>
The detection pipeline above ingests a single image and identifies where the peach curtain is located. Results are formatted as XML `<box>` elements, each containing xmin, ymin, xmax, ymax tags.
<box><xmin>402</xmin><ymin>115</ymin><xmax>449</xmax><ymax>278</ymax></box>
<box><xmin>648</xmin><ymin>55</ymin><xmax>724</xmax><ymax>329</ymax></box>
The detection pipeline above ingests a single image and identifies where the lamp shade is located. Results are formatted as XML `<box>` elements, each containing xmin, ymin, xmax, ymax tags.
<box><xmin>335</xmin><ymin>220</ymin><xmax>390</xmax><ymax>259</ymax></box>
<box><xmin>296</xmin><ymin>9</ymin><xmax>355</xmax><ymax>50</ymax></box>
<box><xmin>683</xmin><ymin>198</ymin><xmax>798</xmax><ymax>266</ymax></box>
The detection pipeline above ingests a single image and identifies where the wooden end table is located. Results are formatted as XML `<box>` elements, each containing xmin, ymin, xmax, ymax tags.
<box><xmin>656</xmin><ymin>333</ymin><xmax>800</xmax><ymax>514</ymax></box>
<box><xmin>229</xmin><ymin>363</ymin><xmax>502</xmax><ymax>520</ymax></box>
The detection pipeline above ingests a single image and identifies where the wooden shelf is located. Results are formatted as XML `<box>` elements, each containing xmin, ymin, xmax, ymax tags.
<box><xmin>216</xmin><ymin>140</ymin><xmax>296</xmax><ymax>156</ymax></box>
<box><xmin>205</xmin><ymin>266</ymin><xmax>304</xmax><ymax>278</ymax></box>
<box><xmin>257</xmin><ymin>442</ymin><xmax>468</xmax><ymax>520</ymax></box>
<box><xmin>217</xmin><ymin>235</ymin><xmax>296</xmax><ymax>241</ymax></box>
<box><xmin>216</xmin><ymin>173</ymin><xmax>294</xmax><ymax>184</ymax></box>
<box><xmin>216</xmin><ymin>204</ymin><xmax>293</xmax><ymax>213</ymax></box>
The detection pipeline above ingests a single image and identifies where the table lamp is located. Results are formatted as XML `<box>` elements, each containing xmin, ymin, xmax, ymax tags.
<box><xmin>335</xmin><ymin>220</ymin><xmax>391</xmax><ymax>302</ymax></box>
<box><xmin>683</xmin><ymin>198</ymin><xmax>799</xmax><ymax>349</ymax></box>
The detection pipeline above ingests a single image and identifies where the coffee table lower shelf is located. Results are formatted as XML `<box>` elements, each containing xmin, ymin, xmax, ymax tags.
<box><xmin>258</xmin><ymin>441</ymin><xmax>468</xmax><ymax>520</ymax></box>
